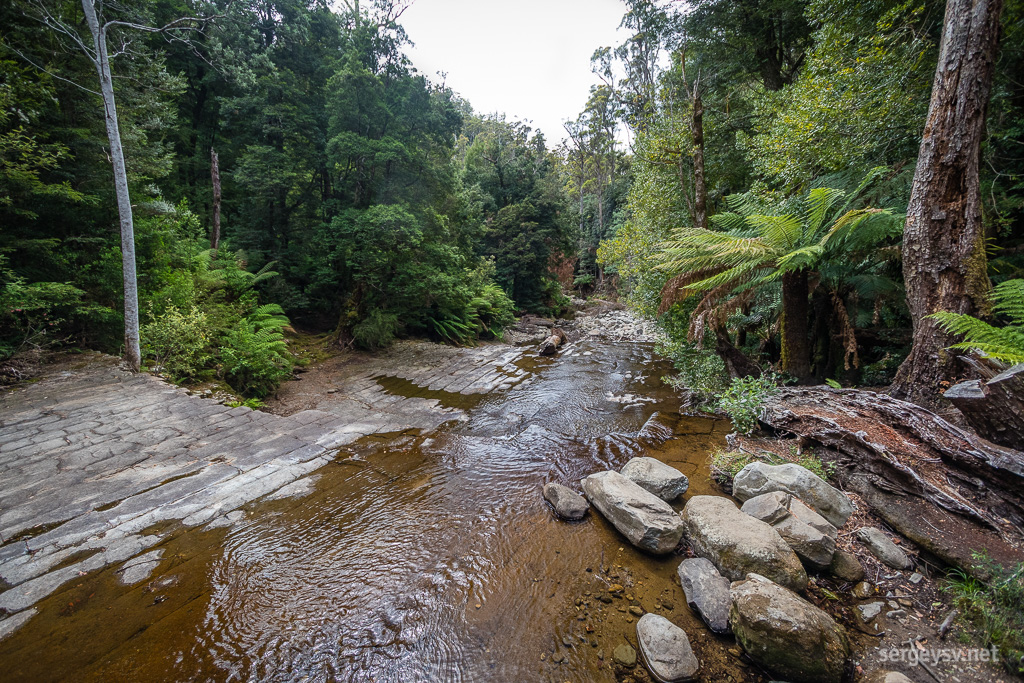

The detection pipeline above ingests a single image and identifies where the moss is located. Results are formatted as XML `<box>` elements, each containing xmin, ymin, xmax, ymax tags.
<box><xmin>710</xmin><ymin>446</ymin><xmax>836</xmax><ymax>485</ymax></box>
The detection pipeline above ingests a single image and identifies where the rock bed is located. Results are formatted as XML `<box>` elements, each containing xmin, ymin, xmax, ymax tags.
<box><xmin>541</xmin><ymin>454</ymin><xmax>979</xmax><ymax>683</ymax></box>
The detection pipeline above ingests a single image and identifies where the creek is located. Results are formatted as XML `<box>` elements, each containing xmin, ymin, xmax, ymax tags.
<box><xmin>0</xmin><ymin>340</ymin><xmax>733</xmax><ymax>682</ymax></box>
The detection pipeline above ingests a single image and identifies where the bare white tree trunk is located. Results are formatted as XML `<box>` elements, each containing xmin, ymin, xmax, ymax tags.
<box><xmin>81</xmin><ymin>0</ymin><xmax>141</xmax><ymax>371</ymax></box>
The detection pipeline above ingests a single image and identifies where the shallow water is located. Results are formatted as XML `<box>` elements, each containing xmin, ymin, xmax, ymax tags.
<box><xmin>0</xmin><ymin>340</ymin><xmax>737</xmax><ymax>682</ymax></box>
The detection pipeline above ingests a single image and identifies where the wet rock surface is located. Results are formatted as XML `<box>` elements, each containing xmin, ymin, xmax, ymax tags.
<box><xmin>729</xmin><ymin>573</ymin><xmax>849</xmax><ymax>683</ymax></box>
<box><xmin>676</xmin><ymin>557</ymin><xmax>730</xmax><ymax>634</ymax></box>
<box><xmin>733</xmin><ymin>462</ymin><xmax>854</xmax><ymax>528</ymax></box>
<box><xmin>680</xmin><ymin>495</ymin><xmax>808</xmax><ymax>591</ymax></box>
<box><xmin>636</xmin><ymin>613</ymin><xmax>699</xmax><ymax>681</ymax></box>
<box><xmin>581</xmin><ymin>471</ymin><xmax>685</xmax><ymax>554</ymax></box>
<box><xmin>620</xmin><ymin>456</ymin><xmax>689</xmax><ymax>501</ymax></box>
<box><xmin>542</xmin><ymin>483</ymin><xmax>589</xmax><ymax>520</ymax></box>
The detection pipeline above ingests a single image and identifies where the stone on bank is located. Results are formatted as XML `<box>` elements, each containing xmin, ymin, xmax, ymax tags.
<box><xmin>581</xmin><ymin>471</ymin><xmax>684</xmax><ymax>554</ymax></box>
<box><xmin>680</xmin><ymin>495</ymin><xmax>807</xmax><ymax>591</ymax></box>
<box><xmin>732</xmin><ymin>462</ymin><xmax>854</xmax><ymax>528</ymax></box>
<box><xmin>620</xmin><ymin>456</ymin><xmax>689</xmax><ymax>501</ymax></box>
<box><xmin>636</xmin><ymin>613</ymin><xmax>700</xmax><ymax>681</ymax></box>
<box><xmin>730</xmin><ymin>573</ymin><xmax>850</xmax><ymax>683</ymax></box>
<box><xmin>541</xmin><ymin>482</ymin><xmax>589</xmax><ymax>520</ymax></box>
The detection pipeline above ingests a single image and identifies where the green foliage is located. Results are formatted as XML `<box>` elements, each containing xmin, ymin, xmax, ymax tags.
<box><xmin>220</xmin><ymin>305</ymin><xmax>293</xmax><ymax>398</ymax></box>
<box><xmin>352</xmin><ymin>309</ymin><xmax>401</xmax><ymax>350</ymax></box>
<box><xmin>710</xmin><ymin>445</ymin><xmax>836</xmax><ymax>482</ymax></box>
<box><xmin>140</xmin><ymin>304</ymin><xmax>211</xmax><ymax>380</ymax></box>
<box><xmin>929</xmin><ymin>279</ymin><xmax>1024</xmax><ymax>364</ymax></box>
<box><xmin>715</xmin><ymin>373</ymin><xmax>780</xmax><ymax>435</ymax></box>
<box><xmin>0</xmin><ymin>267</ymin><xmax>84</xmax><ymax>359</ymax></box>
<box><xmin>944</xmin><ymin>553</ymin><xmax>1024</xmax><ymax>674</ymax></box>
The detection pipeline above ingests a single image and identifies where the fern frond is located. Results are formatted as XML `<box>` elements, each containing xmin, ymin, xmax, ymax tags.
<box><xmin>804</xmin><ymin>187</ymin><xmax>847</xmax><ymax>236</ymax></box>
<box><xmin>929</xmin><ymin>310</ymin><xmax>1024</xmax><ymax>364</ymax></box>
<box><xmin>749</xmin><ymin>214</ymin><xmax>803</xmax><ymax>250</ymax></box>
<box><xmin>992</xmin><ymin>279</ymin><xmax>1024</xmax><ymax>324</ymax></box>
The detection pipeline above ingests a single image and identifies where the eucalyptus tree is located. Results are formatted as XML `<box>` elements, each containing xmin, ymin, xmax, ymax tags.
<box><xmin>17</xmin><ymin>0</ymin><xmax>214</xmax><ymax>371</ymax></box>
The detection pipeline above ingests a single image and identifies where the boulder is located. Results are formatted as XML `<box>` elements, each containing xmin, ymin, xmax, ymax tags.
<box><xmin>857</xmin><ymin>527</ymin><xmax>912</xmax><ymax>569</ymax></box>
<box><xmin>680</xmin><ymin>495</ymin><xmax>807</xmax><ymax>591</ymax></box>
<box><xmin>676</xmin><ymin>557</ymin><xmax>730</xmax><ymax>633</ymax></box>
<box><xmin>828</xmin><ymin>549</ymin><xmax>866</xmax><ymax>582</ymax></box>
<box><xmin>740</xmin><ymin>491</ymin><xmax>837</xmax><ymax>569</ymax></box>
<box><xmin>733</xmin><ymin>462</ymin><xmax>854</xmax><ymax>528</ymax></box>
<box><xmin>730</xmin><ymin>573</ymin><xmax>850</xmax><ymax>683</ymax></box>
<box><xmin>856</xmin><ymin>601</ymin><xmax>884</xmax><ymax>622</ymax></box>
<box><xmin>621</xmin><ymin>456</ymin><xmax>689</xmax><ymax>501</ymax></box>
<box><xmin>581</xmin><ymin>471</ymin><xmax>685</xmax><ymax>554</ymax></box>
<box><xmin>636</xmin><ymin>613</ymin><xmax>700</xmax><ymax>682</ymax></box>
<box><xmin>542</xmin><ymin>483</ymin><xmax>589</xmax><ymax>520</ymax></box>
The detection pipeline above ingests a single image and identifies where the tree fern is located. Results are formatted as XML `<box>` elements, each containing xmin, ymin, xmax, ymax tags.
<box><xmin>929</xmin><ymin>279</ymin><xmax>1024</xmax><ymax>364</ymax></box>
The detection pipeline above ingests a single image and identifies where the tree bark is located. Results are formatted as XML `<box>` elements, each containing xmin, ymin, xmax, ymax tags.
<box><xmin>753</xmin><ymin>386</ymin><xmax>1024</xmax><ymax>574</ymax></box>
<box><xmin>890</xmin><ymin>0</ymin><xmax>1005</xmax><ymax>405</ymax></box>
<box><xmin>81</xmin><ymin>0</ymin><xmax>140</xmax><ymax>372</ymax></box>
<box><xmin>944</xmin><ymin>364</ymin><xmax>1024</xmax><ymax>448</ymax></box>
<box><xmin>781</xmin><ymin>269</ymin><xmax>812</xmax><ymax>383</ymax></box>
<box><xmin>210</xmin><ymin>148</ymin><xmax>222</xmax><ymax>250</ymax></box>
<box><xmin>691</xmin><ymin>84</ymin><xmax>707</xmax><ymax>231</ymax></box>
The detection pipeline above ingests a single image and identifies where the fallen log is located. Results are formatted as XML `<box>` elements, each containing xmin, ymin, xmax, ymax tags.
<box><xmin>539</xmin><ymin>327</ymin><xmax>568</xmax><ymax>356</ymax></box>
<box><xmin>758</xmin><ymin>386</ymin><xmax>1024</xmax><ymax>575</ymax></box>
<box><xmin>944</xmin><ymin>363</ymin><xmax>1024</xmax><ymax>449</ymax></box>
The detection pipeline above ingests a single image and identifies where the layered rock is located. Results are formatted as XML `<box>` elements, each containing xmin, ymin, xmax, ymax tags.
<box><xmin>676</xmin><ymin>557</ymin><xmax>730</xmax><ymax>633</ymax></box>
<box><xmin>636</xmin><ymin>613</ymin><xmax>700</xmax><ymax>681</ymax></box>
<box><xmin>740</xmin><ymin>491</ymin><xmax>837</xmax><ymax>569</ymax></box>
<box><xmin>733</xmin><ymin>462</ymin><xmax>854</xmax><ymax>528</ymax></box>
<box><xmin>680</xmin><ymin>495</ymin><xmax>807</xmax><ymax>591</ymax></box>
<box><xmin>541</xmin><ymin>483</ymin><xmax>589</xmax><ymax>520</ymax></box>
<box><xmin>581</xmin><ymin>471</ymin><xmax>684</xmax><ymax>554</ymax></box>
<box><xmin>621</xmin><ymin>456</ymin><xmax>689</xmax><ymax>501</ymax></box>
<box><xmin>730</xmin><ymin>573</ymin><xmax>850</xmax><ymax>683</ymax></box>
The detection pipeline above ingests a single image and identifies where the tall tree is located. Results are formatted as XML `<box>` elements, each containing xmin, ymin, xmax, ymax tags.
<box><xmin>890</xmin><ymin>0</ymin><xmax>1006</xmax><ymax>404</ymax></box>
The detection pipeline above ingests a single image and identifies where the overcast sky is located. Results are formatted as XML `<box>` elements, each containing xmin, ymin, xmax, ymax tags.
<box><xmin>399</xmin><ymin>0</ymin><xmax>630</xmax><ymax>146</ymax></box>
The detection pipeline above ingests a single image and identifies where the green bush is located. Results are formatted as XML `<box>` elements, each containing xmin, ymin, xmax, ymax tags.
<box><xmin>716</xmin><ymin>373</ymin><xmax>780</xmax><ymax>435</ymax></box>
<box><xmin>220</xmin><ymin>304</ymin><xmax>293</xmax><ymax>398</ymax></box>
<box><xmin>352</xmin><ymin>308</ymin><xmax>402</xmax><ymax>350</ymax></box>
<box><xmin>945</xmin><ymin>553</ymin><xmax>1024</xmax><ymax>674</ymax></box>
<box><xmin>140</xmin><ymin>304</ymin><xmax>212</xmax><ymax>380</ymax></box>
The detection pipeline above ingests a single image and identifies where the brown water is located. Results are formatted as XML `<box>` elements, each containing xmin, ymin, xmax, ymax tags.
<box><xmin>0</xmin><ymin>341</ymin><xmax>743</xmax><ymax>682</ymax></box>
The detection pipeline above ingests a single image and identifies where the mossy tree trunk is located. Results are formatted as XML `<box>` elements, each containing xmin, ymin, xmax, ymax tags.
<box><xmin>781</xmin><ymin>269</ymin><xmax>812</xmax><ymax>384</ymax></box>
<box><xmin>891</xmin><ymin>0</ymin><xmax>1005</xmax><ymax>406</ymax></box>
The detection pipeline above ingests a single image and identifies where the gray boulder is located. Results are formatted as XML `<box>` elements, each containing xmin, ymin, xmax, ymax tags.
<box><xmin>581</xmin><ymin>471</ymin><xmax>685</xmax><ymax>554</ymax></box>
<box><xmin>733</xmin><ymin>462</ymin><xmax>854</xmax><ymax>528</ymax></box>
<box><xmin>730</xmin><ymin>573</ymin><xmax>850</xmax><ymax>683</ymax></box>
<box><xmin>857</xmin><ymin>527</ymin><xmax>912</xmax><ymax>569</ymax></box>
<box><xmin>542</xmin><ymin>483</ymin><xmax>589</xmax><ymax>520</ymax></box>
<box><xmin>676</xmin><ymin>557</ymin><xmax>730</xmax><ymax>633</ymax></box>
<box><xmin>621</xmin><ymin>456</ymin><xmax>689</xmax><ymax>501</ymax></box>
<box><xmin>740</xmin><ymin>491</ymin><xmax>837</xmax><ymax>569</ymax></box>
<box><xmin>636</xmin><ymin>613</ymin><xmax>700</xmax><ymax>681</ymax></box>
<box><xmin>828</xmin><ymin>549</ymin><xmax>866</xmax><ymax>582</ymax></box>
<box><xmin>680</xmin><ymin>495</ymin><xmax>807</xmax><ymax>591</ymax></box>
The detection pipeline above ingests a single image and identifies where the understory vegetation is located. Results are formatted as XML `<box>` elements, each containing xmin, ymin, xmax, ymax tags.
<box><xmin>945</xmin><ymin>554</ymin><xmax>1024</xmax><ymax>674</ymax></box>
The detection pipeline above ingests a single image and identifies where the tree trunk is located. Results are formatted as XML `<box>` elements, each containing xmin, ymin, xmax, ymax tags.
<box><xmin>890</xmin><ymin>0</ymin><xmax>1004</xmax><ymax>406</ymax></box>
<box><xmin>210</xmin><ymin>147</ymin><xmax>222</xmax><ymax>250</ymax></box>
<box><xmin>81</xmin><ymin>0</ymin><xmax>140</xmax><ymax>372</ymax></box>
<box><xmin>781</xmin><ymin>270</ymin><xmax>812</xmax><ymax>383</ymax></box>
<box><xmin>691</xmin><ymin>85</ymin><xmax>707</xmax><ymax>231</ymax></box>
<box><xmin>944</xmin><ymin>364</ymin><xmax>1024</xmax><ymax>448</ymax></box>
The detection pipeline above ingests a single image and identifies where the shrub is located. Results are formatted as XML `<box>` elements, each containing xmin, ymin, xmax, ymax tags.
<box><xmin>944</xmin><ymin>553</ymin><xmax>1024</xmax><ymax>674</ymax></box>
<box><xmin>352</xmin><ymin>308</ymin><xmax>402</xmax><ymax>350</ymax></box>
<box><xmin>220</xmin><ymin>304</ymin><xmax>293</xmax><ymax>398</ymax></box>
<box><xmin>140</xmin><ymin>304</ymin><xmax>211</xmax><ymax>380</ymax></box>
<box><xmin>716</xmin><ymin>373</ymin><xmax>780</xmax><ymax>435</ymax></box>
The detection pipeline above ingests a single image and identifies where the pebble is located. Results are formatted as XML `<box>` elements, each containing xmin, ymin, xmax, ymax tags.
<box><xmin>552</xmin><ymin>653</ymin><xmax>565</xmax><ymax>663</ymax></box>
<box><xmin>629</xmin><ymin>606</ymin><xmax>643</xmax><ymax>617</ymax></box>
<box><xmin>910</xmin><ymin>572</ymin><xmax>924</xmax><ymax>584</ymax></box>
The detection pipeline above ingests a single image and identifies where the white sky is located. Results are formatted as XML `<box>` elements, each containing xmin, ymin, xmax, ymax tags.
<box><xmin>399</xmin><ymin>0</ymin><xmax>630</xmax><ymax>146</ymax></box>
